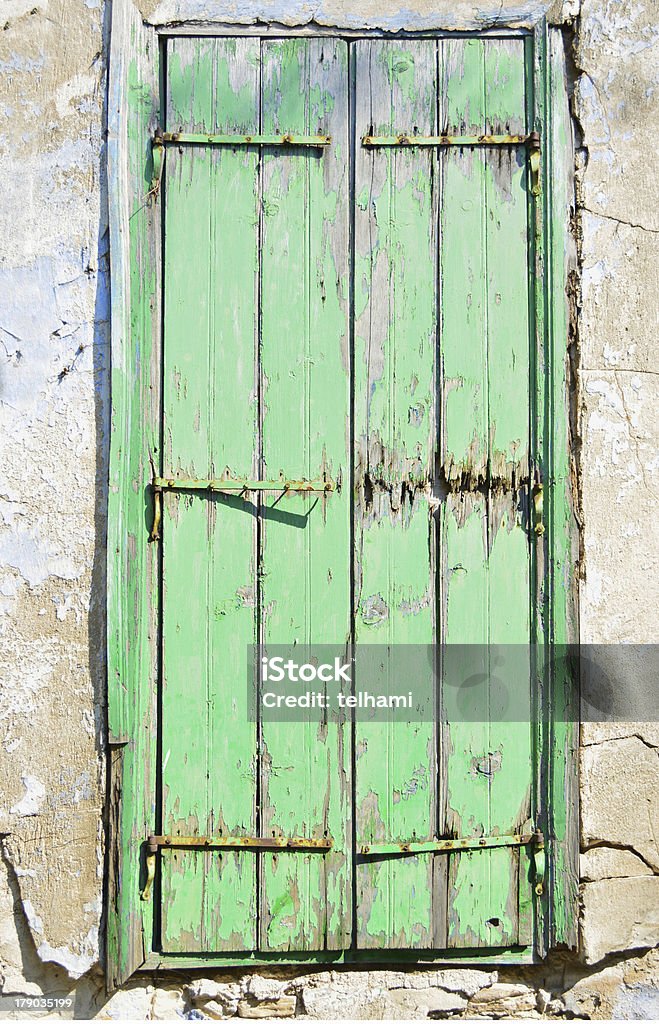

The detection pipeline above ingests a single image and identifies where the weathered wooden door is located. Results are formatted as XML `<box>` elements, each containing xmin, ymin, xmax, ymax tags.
<box><xmin>156</xmin><ymin>34</ymin><xmax>540</xmax><ymax>956</ymax></box>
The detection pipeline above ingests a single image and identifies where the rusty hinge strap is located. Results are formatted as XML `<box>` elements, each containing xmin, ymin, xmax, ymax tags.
<box><xmin>362</xmin><ymin>130</ymin><xmax>542</xmax><ymax>195</ymax></box>
<box><xmin>528</xmin><ymin>130</ymin><xmax>542</xmax><ymax>195</ymax></box>
<box><xmin>362</xmin><ymin>132</ymin><xmax>537</xmax><ymax>148</ymax></box>
<box><xmin>360</xmin><ymin>829</ymin><xmax>542</xmax><ymax>856</ymax></box>
<box><xmin>153</xmin><ymin>476</ymin><xmax>335</xmax><ymax>494</ymax></box>
<box><xmin>154</xmin><ymin>131</ymin><xmax>331</xmax><ymax>147</ymax></box>
<box><xmin>141</xmin><ymin>850</ymin><xmax>156</xmax><ymax>901</ymax></box>
<box><xmin>150</xmin><ymin>473</ymin><xmax>334</xmax><ymax>542</ymax></box>
<box><xmin>532</xmin><ymin>482</ymin><xmax>544</xmax><ymax>536</ymax></box>
<box><xmin>533</xmin><ymin>830</ymin><xmax>546</xmax><ymax>895</ymax></box>
<box><xmin>147</xmin><ymin>835</ymin><xmax>333</xmax><ymax>852</ymax></box>
<box><xmin>148</xmin><ymin>136</ymin><xmax>164</xmax><ymax>201</ymax></box>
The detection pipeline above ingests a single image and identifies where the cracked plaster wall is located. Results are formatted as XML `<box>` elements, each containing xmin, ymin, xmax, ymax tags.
<box><xmin>0</xmin><ymin>0</ymin><xmax>657</xmax><ymax>1017</ymax></box>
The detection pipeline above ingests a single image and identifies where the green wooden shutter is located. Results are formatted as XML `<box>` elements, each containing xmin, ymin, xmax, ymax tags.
<box><xmin>159</xmin><ymin>36</ymin><xmax>351</xmax><ymax>954</ymax></box>
<box><xmin>107</xmin><ymin>25</ymin><xmax>577</xmax><ymax>978</ymax></box>
<box><xmin>353</xmin><ymin>37</ymin><xmax>535</xmax><ymax>950</ymax></box>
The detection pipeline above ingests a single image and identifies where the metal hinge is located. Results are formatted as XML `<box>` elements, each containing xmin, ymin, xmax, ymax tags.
<box><xmin>532</xmin><ymin>482</ymin><xmax>544</xmax><ymax>536</ymax></box>
<box><xmin>360</xmin><ymin>827</ymin><xmax>546</xmax><ymax>894</ymax></box>
<box><xmin>149</xmin><ymin>129</ymin><xmax>330</xmax><ymax>198</ymax></box>
<box><xmin>141</xmin><ymin>834</ymin><xmax>333</xmax><ymax>901</ymax></box>
<box><xmin>362</xmin><ymin>129</ymin><xmax>542</xmax><ymax>195</ymax></box>
<box><xmin>362</xmin><ymin>132</ymin><xmax>532</xmax><ymax>147</ymax></box>
<box><xmin>155</xmin><ymin>130</ymin><xmax>332</xmax><ymax>148</ymax></box>
<box><xmin>149</xmin><ymin>469</ymin><xmax>335</xmax><ymax>542</ymax></box>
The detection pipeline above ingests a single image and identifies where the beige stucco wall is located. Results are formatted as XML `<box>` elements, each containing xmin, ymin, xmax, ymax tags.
<box><xmin>0</xmin><ymin>0</ymin><xmax>657</xmax><ymax>1017</ymax></box>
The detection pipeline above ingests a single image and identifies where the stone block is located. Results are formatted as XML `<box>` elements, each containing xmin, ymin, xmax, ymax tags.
<box><xmin>381</xmin><ymin>987</ymin><xmax>467</xmax><ymax>1018</ymax></box>
<box><xmin>151</xmin><ymin>986</ymin><xmax>186</xmax><ymax>1020</ymax></box>
<box><xmin>301</xmin><ymin>982</ymin><xmax>385</xmax><ymax>1019</ymax></box>
<box><xmin>581</xmin><ymin>738</ymin><xmax>659</xmax><ymax>871</ymax></box>
<box><xmin>467</xmin><ymin>982</ymin><xmax>537</xmax><ymax>1018</ymax></box>
<box><xmin>187</xmin><ymin>979</ymin><xmax>241</xmax><ymax>1015</ymax></box>
<box><xmin>245</xmin><ymin>976</ymin><xmax>289</xmax><ymax>1001</ymax></box>
<box><xmin>96</xmin><ymin>985</ymin><xmax>154</xmax><ymax>1020</ymax></box>
<box><xmin>581</xmin><ymin>877</ymin><xmax>659</xmax><ymax>963</ymax></box>
<box><xmin>198</xmin><ymin>999</ymin><xmax>237</xmax><ymax>1020</ymax></box>
<box><xmin>563</xmin><ymin>964</ymin><xmax>625</xmax><ymax>1018</ymax></box>
<box><xmin>434</xmin><ymin>969</ymin><xmax>497</xmax><ymax>996</ymax></box>
<box><xmin>581</xmin><ymin>846</ymin><xmax>653</xmax><ymax>881</ymax></box>
<box><xmin>237</xmin><ymin>994</ymin><xmax>296</xmax><ymax>1018</ymax></box>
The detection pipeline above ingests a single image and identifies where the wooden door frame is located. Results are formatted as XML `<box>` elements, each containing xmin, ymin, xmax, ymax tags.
<box><xmin>106</xmin><ymin>12</ymin><xmax>578</xmax><ymax>989</ymax></box>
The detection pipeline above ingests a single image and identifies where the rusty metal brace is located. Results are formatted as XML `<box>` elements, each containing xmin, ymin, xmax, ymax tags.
<box><xmin>149</xmin><ymin>473</ymin><xmax>335</xmax><ymax>542</ymax></box>
<box><xmin>528</xmin><ymin>130</ymin><xmax>541</xmax><ymax>196</ymax></box>
<box><xmin>532</xmin><ymin>482</ymin><xmax>544</xmax><ymax>536</ymax></box>
<box><xmin>362</xmin><ymin>129</ymin><xmax>542</xmax><ymax>195</ymax></box>
<box><xmin>360</xmin><ymin>827</ymin><xmax>546</xmax><ymax>895</ymax></box>
<box><xmin>149</xmin><ymin>456</ymin><xmax>162</xmax><ymax>542</ymax></box>
<box><xmin>533</xmin><ymin>829</ymin><xmax>546</xmax><ymax>895</ymax></box>
<box><xmin>149</xmin><ymin>130</ymin><xmax>331</xmax><ymax>201</ymax></box>
<box><xmin>362</xmin><ymin>132</ymin><xmax>532</xmax><ymax>147</ymax></box>
<box><xmin>155</xmin><ymin>130</ymin><xmax>331</xmax><ymax>147</ymax></box>
<box><xmin>148</xmin><ymin>135</ymin><xmax>164</xmax><ymax>202</ymax></box>
<box><xmin>141</xmin><ymin>834</ymin><xmax>334</xmax><ymax>901</ymax></box>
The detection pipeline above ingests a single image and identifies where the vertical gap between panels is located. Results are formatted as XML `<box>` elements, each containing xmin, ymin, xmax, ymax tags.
<box><xmin>255</xmin><ymin>33</ymin><xmax>264</xmax><ymax>954</ymax></box>
<box><xmin>154</xmin><ymin>31</ymin><xmax>168</xmax><ymax>956</ymax></box>
<box><xmin>347</xmin><ymin>37</ymin><xmax>358</xmax><ymax>954</ymax></box>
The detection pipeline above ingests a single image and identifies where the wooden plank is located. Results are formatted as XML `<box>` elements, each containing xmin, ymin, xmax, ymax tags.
<box><xmin>545</xmin><ymin>26</ymin><xmax>579</xmax><ymax>950</ymax></box>
<box><xmin>106</xmin><ymin>0</ymin><xmax>160</xmax><ymax>990</ymax></box>
<box><xmin>259</xmin><ymin>38</ymin><xmax>351</xmax><ymax>951</ymax></box>
<box><xmin>440</xmin><ymin>37</ymin><xmax>533</xmax><ymax>949</ymax></box>
<box><xmin>353</xmin><ymin>39</ymin><xmax>439</xmax><ymax>949</ymax></box>
<box><xmin>160</xmin><ymin>36</ymin><xmax>260</xmax><ymax>953</ymax></box>
<box><xmin>439</xmin><ymin>38</ymin><xmax>492</xmax><ymax>951</ymax></box>
<box><xmin>480</xmin><ymin>36</ymin><xmax>533</xmax><ymax>950</ymax></box>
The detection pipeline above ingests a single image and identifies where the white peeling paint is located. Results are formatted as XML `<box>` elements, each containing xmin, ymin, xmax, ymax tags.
<box><xmin>10</xmin><ymin>775</ymin><xmax>45</xmax><ymax>816</ymax></box>
<box><xmin>2</xmin><ymin>0</ymin><xmax>48</xmax><ymax>18</ymax></box>
<box><xmin>36</xmin><ymin>938</ymin><xmax>95</xmax><ymax>979</ymax></box>
<box><xmin>147</xmin><ymin>0</ymin><xmax>553</xmax><ymax>30</ymax></box>
<box><xmin>21</xmin><ymin>899</ymin><xmax>44</xmax><ymax>935</ymax></box>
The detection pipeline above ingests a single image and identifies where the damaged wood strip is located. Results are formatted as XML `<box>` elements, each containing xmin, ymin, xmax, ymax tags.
<box><xmin>258</xmin><ymin>37</ymin><xmax>351</xmax><ymax>954</ymax></box>
<box><xmin>439</xmin><ymin>36</ymin><xmax>534</xmax><ymax>952</ymax></box>
<box><xmin>106</xmin><ymin>1</ymin><xmax>161</xmax><ymax>990</ymax></box>
<box><xmin>161</xmin><ymin>35</ymin><xmax>260</xmax><ymax>954</ymax></box>
<box><xmin>353</xmin><ymin>37</ymin><xmax>440</xmax><ymax>950</ymax></box>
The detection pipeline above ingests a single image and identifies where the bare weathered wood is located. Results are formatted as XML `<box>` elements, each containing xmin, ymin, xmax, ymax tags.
<box><xmin>160</xmin><ymin>36</ymin><xmax>260</xmax><ymax>953</ymax></box>
<box><xmin>258</xmin><ymin>37</ymin><xmax>351</xmax><ymax>952</ymax></box>
<box><xmin>440</xmin><ymin>36</ymin><xmax>534</xmax><ymax>951</ymax></box>
<box><xmin>106</xmin><ymin>0</ymin><xmax>161</xmax><ymax>990</ymax></box>
<box><xmin>545</xmin><ymin>26</ymin><xmax>580</xmax><ymax>951</ymax></box>
<box><xmin>353</xmin><ymin>38</ymin><xmax>440</xmax><ymax>949</ymax></box>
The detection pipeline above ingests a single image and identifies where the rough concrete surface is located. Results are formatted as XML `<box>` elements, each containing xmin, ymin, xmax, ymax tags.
<box><xmin>0</xmin><ymin>0</ymin><xmax>657</xmax><ymax>1017</ymax></box>
<box><xmin>137</xmin><ymin>0</ymin><xmax>552</xmax><ymax>31</ymax></box>
<box><xmin>0</xmin><ymin>0</ymin><xmax>109</xmax><ymax>986</ymax></box>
